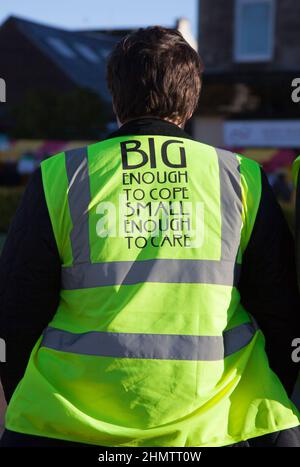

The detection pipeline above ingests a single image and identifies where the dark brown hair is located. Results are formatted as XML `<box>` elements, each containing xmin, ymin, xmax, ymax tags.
<box><xmin>106</xmin><ymin>26</ymin><xmax>203</xmax><ymax>124</ymax></box>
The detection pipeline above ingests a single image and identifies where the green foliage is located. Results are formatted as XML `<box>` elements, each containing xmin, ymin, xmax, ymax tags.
<box><xmin>0</xmin><ymin>186</ymin><xmax>24</xmax><ymax>233</ymax></box>
<box><xmin>10</xmin><ymin>87</ymin><xmax>110</xmax><ymax>139</ymax></box>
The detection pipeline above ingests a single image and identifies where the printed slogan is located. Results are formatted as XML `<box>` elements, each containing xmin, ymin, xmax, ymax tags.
<box><xmin>96</xmin><ymin>138</ymin><xmax>204</xmax><ymax>249</ymax></box>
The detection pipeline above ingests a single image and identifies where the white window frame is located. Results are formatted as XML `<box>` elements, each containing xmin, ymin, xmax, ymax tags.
<box><xmin>234</xmin><ymin>0</ymin><xmax>275</xmax><ymax>62</ymax></box>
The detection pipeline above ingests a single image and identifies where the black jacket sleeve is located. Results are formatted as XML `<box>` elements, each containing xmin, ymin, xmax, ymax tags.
<box><xmin>0</xmin><ymin>168</ymin><xmax>61</xmax><ymax>402</ymax></box>
<box><xmin>295</xmin><ymin>177</ymin><xmax>300</xmax><ymax>293</ymax></box>
<box><xmin>239</xmin><ymin>169</ymin><xmax>300</xmax><ymax>396</ymax></box>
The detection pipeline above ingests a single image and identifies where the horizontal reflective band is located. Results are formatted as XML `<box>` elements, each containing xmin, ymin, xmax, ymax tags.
<box><xmin>61</xmin><ymin>259</ymin><xmax>241</xmax><ymax>290</ymax></box>
<box><xmin>40</xmin><ymin>322</ymin><xmax>258</xmax><ymax>361</ymax></box>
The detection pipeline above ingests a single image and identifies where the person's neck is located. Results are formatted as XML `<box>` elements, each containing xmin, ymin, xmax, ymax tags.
<box><xmin>118</xmin><ymin>115</ymin><xmax>185</xmax><ymax>129</ymax></box>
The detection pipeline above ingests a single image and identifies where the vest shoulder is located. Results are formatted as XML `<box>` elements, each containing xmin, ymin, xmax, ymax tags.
<box><xmin>292</xmin><ymin>154</ymin><xmax>300</xmax><ymax>185</ymax></box>
<box><xmin>216</xmin><ymin>146</ymin><xmax>259</xmax><ymax>165</ymax></box>
<box><xmin>237</xmin><ymin>151</ymin><xmax>262</xmax><ymax>180</ymax></box>
<box><xmin>40</xmin><ymin>149</ymin><xmax>67</xmax><ymax>171</ymax></box>
<box><xmin>41</xmin><ymin>142</ymin><xmax>95</xmax><ymax>170</ymax></box>
<box><xmin>216</xmin><ymin>147</ymin><xmax>262</xmax><ymax>175</ymax></box>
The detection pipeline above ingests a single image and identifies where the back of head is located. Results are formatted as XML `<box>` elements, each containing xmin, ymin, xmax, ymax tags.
<box><xmin>106</xmin><ymin>26</ymin><xmax>204</xmax><ymax>126</ymax></box>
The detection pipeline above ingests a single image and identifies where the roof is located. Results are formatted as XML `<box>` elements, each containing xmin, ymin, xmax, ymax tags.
<box><xmin>77</xmin><ymin>28</ymin><xmax>134</xmax><ymax>38</ymax></box>
<box><xmin>5</xmin><ymin>16</ymin><xmax>121</xmax><ymax>101</ymax></box>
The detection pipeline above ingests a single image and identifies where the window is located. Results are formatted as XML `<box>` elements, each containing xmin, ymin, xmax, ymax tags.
<box><xmin>99</xmin><ymin>48</ymin><xmax>111</xmax><ymax>59</ymax></box>
<box><xmin>47</xmin><ymin>36</ymin><xmax>76</xmax><ymax>59</ymax></box>
<box><xmin>75</xmin><ymin>43</ymin><xmax>99</xmax><ymax>63</ymax></box>
<box><xmin>234</xmin><ymin>0</ymin><xmax>275</xmax><ymax>62</ymax></box>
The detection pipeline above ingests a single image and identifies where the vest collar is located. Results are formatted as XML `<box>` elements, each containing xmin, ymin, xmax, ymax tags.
<box><xmin>106</xmin><ymin>117</ymin><xmax>194</xmax><ymax>141</ymax></box>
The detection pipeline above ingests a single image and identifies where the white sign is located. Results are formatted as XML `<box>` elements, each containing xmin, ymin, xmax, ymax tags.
<box><xmin>224</xmin><ymin>120</ymin><xmax>300</xmax><ymax>147</ymax></box>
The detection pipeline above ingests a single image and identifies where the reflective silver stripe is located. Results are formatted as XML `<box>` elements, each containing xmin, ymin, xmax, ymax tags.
<box><xmin>61</xmin><ymin>258</ymin><xmax>241</xmax><ymax>290</ymax></box>
<box><xmin>65</xmin><ymin>148</ymin><xmax>91</xmax><ymax>264</ymax></box>
<box><xmin>216</xmin><ymin>148</ymin><xmax>242</xmax><ymax>260</ymax></box>
<box><xmin>40</xmin><ymin>321</ymin><xmax>258</xmax><ymax>361</ymax></box>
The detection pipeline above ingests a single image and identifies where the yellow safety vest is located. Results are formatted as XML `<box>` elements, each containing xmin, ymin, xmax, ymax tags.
<box><xmin>5</xmin><ymin>135</ymin><xmax>300</xmax><ymax>446</ymax></box>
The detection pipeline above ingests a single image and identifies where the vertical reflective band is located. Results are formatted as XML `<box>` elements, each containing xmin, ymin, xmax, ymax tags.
<box><xmin>65</xmin><ymin>148</ymin><xmax>91</xmax><ymax>264</ymax></box>
<box><xmin>216</xmin><ymin>148</ymin><xmax>243</xmax><ymax>261</ymax></box>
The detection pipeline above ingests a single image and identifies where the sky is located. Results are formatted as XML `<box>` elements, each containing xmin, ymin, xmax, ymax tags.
<box><xmin>0</xmin><ymin>0</ymin><xmax>198</xmax><ymax>35</ymax></box>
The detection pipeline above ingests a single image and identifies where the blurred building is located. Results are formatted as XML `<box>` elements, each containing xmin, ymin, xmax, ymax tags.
<box><xmin>195</xmin><ymin>0</ymin><xmax>300</xmax><ymax>154</ymax></box>
<box><xmin>0</xmin><ymin>16</ymin><xmax>120</xmax><ymax>133</ymax></box>
<box><xmin>81</xmin><ymin>17</ymin><xmax>198</xmax><ymax>50</ymax></box>
<box><xmin>0</xmin><ymin>15</ymin><xmax>199</xmax><ymax>186</ymax></box>
<box><xmin>0</xmin><ymin>16</ymin><xmax>198</xmax><ymax>138</ymax></box>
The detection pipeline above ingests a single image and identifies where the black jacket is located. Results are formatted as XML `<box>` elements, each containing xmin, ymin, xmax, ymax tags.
<box><xmin>1</xmin><ymin>117</ymin><xmax>300</xmax><ymax>401</ymax></box>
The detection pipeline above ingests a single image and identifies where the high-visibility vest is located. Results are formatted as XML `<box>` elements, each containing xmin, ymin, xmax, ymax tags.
<box><xmin>292</xmin><ymin>156</ymin><xmax>300</xmax><ymax>292</ymax></box>
<box><xmin>293</xmin><ymin>156</ymin><xmax>300</xmax><ymax>186</ymax></box>
<box><xmin>5</xmin><ymin>135</ymin><xmax>300</xmax><ymax>447</ymax></box>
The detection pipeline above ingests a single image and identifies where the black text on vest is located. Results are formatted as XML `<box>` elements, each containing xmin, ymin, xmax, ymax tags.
<box><xmin>120</xmin><ymin>139</ymin><xmax>187</xmax><ymax>170</ymax></box>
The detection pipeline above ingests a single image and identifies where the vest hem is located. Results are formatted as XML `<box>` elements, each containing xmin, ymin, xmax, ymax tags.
<box><xmin>4</xmin><ymin>421</ymin><xmax>300</xmax><ymax>448</ymax></box>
